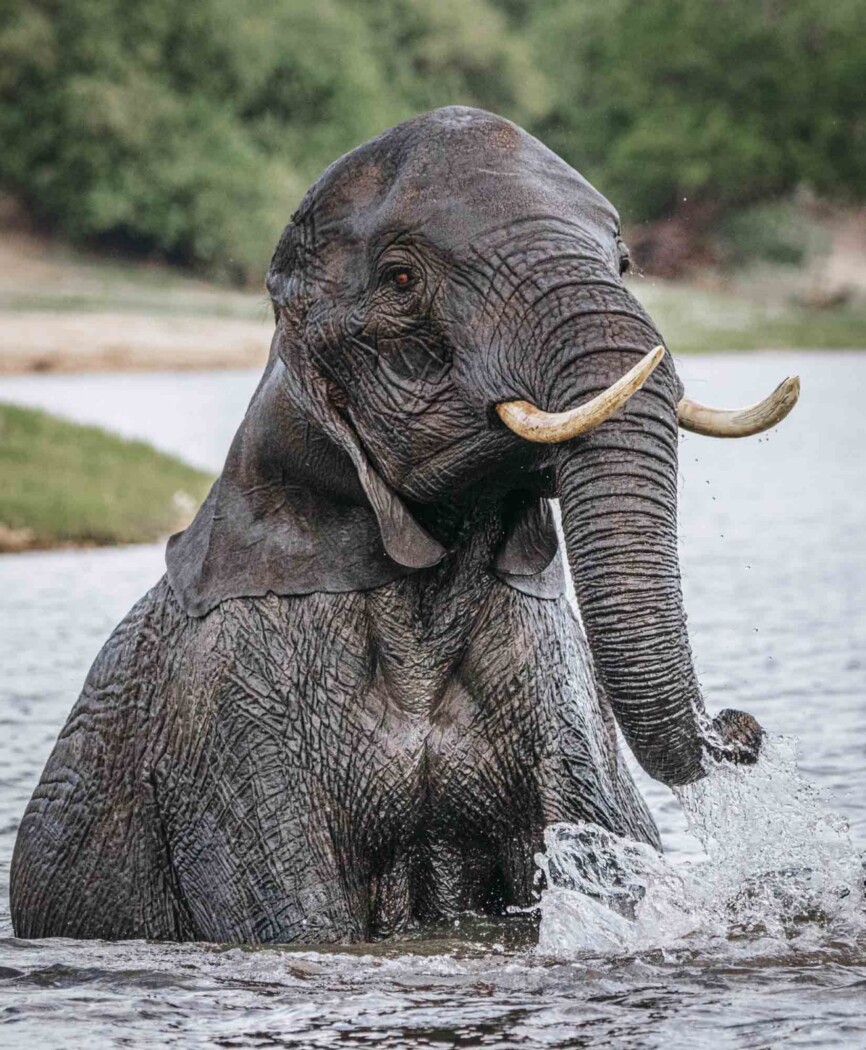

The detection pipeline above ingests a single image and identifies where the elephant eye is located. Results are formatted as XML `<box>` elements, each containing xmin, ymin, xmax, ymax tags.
<box><xmin>616</xmin><ymin>236</ymin><xmax>631</xmax><ymax>275</ymax></box>
<box><xmin>383</xmin><ymin>265</ymin><xmax>417</xmax><ymax>291</ymax></box>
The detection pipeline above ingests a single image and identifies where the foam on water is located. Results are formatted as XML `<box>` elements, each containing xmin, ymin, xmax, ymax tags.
<box><xmin>536</xmin><ymin>734</ymin><xmax>864</xmax><ymax>956</ymax></box>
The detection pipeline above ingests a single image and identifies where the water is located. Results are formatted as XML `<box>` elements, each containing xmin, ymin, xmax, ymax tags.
<box><xmin>1</xmin><ymin>351</ymin><xmax>865</xmax><ymax>1047</ymax></box>
<box><xmin>538</xmin><ymin>740</ymin><xmax>863</xmax><ymax>956</ymax></box>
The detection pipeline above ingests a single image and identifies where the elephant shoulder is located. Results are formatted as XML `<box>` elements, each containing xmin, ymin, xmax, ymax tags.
<box><xmin>10</xmin><ymin>580</ymin><xmax>321</xmax><ymax>941</ymax></box>
<box><xmin>10</xmin><ymin>576</ymin><xmax>197</xmax><ymax>939</ymax></box>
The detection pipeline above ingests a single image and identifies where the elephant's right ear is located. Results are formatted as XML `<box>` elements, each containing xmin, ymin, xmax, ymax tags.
<box><xmin>166</xmin><ymin>359</ymin><xmax>445</xmax><ymax>617</ymax></box>
<box><xmin>492</xmin><ymin>494</ymin><xmax>565</xmax><ymax>599</ymax></box>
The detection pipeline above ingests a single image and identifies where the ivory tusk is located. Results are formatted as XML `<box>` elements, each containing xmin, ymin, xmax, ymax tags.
<box><xmin>677</xmin><ymin>376</ymin><xmax>800</xmax><ymax>438</ymax></box>
<box><xmin>495</xmin><ymin>345</ymin><xmax>666</xmax><ymax>444</ymax></box>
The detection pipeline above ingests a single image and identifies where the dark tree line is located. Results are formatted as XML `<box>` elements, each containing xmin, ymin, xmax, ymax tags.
<box><xmin>2</xmin><ymin>0</ymin><xmax>862</xmax><ymax>281</ymax></box>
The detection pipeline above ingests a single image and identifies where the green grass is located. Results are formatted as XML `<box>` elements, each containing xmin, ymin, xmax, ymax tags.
<box><xmin>0</xmin><ymin>404</ymin><xmax>213</xmax><ymax>550</ymax></box>
<box><xmin>629</xmin><ymin>277</ymin><xmax>866</xmax><ymax>353</ymax></box>
<box><xmin>0</xmin><ymin>227</ymin><xmax>269</xmax><ymax>321</ymax></box>
<box><xmin>10</xmin><ymin>268</ymin><xmax>862</xmax><ymax>351</ymax></box>
<box><xmin>0</xmin><ymin>250</ymin><xmax>268</xmax><ymax>321</ymax></box>
<box><xmin>0</xmin><ymin>289</ymin><xmax>269</xmax><ymax>320</ymax></box>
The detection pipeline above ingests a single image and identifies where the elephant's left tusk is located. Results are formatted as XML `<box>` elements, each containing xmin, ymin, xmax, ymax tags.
<box><xmin>677</xmin><ymin>376</ymin><xmax>800</xmax><ymax>437</ymax></box>
<box><xmin>495</xmin><ymin>345</ymin><xmax>665</xmax><ymax>444</ymax></box>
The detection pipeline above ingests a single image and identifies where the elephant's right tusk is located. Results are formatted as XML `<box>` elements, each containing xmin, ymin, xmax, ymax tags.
<box><xmin>677</xmin><ymin>376</ymin><xmax>800</xmax><ymax>438</ymax></box>
<box><xmin>495</xmin><ymin>345</ymin><xmax>665</xmax><ymax>444</ymax></box>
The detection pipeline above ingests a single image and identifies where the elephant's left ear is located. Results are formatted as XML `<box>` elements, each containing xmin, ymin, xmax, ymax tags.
<box><xmin>166</xmin><ymin>358</ymin><xmax>445</xmax><ymax>617</ymax></box>
<box><xmin>337</xmin><ymin>421</ymin><xmax>447</xmax><ymax>571</ymax></box>
<box><xmin>492</xmin><ymin>495</ymin><xmax>565</xmax><ymax>599</ymax></box>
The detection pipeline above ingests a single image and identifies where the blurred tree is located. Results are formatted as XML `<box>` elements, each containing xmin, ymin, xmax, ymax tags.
<box><xmin>520</xmin><ymin>0</ymin><xmax>866</xmax><ymax>224</ymax></box>
<box><xmin>0</xmin><ymin>0</ymin><xmax>540</xmax><ymax>281</ymax></box>
<box><xmin>0</xmin><ymin>0</ymin><xmax>407</xmax><ymax>280</ymax></box>
<box><xmin>0</xmin><ymin>0</ymin><xmax>863</xmax><ymax>279</ymax></box>
<box><xmin>360</xmin><ymin>0</ymin><xmax>548</xmax><ymax>125</ymax></box>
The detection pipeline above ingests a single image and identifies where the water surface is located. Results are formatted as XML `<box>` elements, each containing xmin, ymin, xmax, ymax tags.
<box><xmin>1</xmin><ymin>352</ymin><xmax>864</xmax><ymax>1048</ymax></box>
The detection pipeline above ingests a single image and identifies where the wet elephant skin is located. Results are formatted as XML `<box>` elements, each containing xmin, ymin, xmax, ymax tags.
<box><xmin>11</xmin><ymin>108</ymin><xmax>759</xmax><ymax>943</ymax></box>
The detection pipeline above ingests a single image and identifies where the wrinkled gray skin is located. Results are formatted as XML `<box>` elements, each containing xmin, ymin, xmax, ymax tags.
<box><xmin>12</xmin><ymin>108</ymin><xmax>762</xmax><ymax>944</ymax></box>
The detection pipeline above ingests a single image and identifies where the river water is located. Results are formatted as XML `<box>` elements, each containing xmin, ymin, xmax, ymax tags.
<box><xmin>1</xmin><ymin>351</ymin><xmax>864</xmax><ymax>1048</ymax></box>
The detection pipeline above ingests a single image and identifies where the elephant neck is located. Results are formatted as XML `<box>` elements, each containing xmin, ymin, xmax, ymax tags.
<box><xmin>406</xmin><ymin>491</ymin><xmax>503</xmax><ymax>552</ymax></box>
<box><xmin>362</xmin><ymin>495</ymin><xmax>509</xmax><ymax>714</ymax></box>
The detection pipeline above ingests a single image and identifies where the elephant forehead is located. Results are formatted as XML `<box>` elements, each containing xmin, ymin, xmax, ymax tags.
<box><xmin>299</xmin><ymin>107</ymin><xmax>620</xmax><ymax>253</ymax></box>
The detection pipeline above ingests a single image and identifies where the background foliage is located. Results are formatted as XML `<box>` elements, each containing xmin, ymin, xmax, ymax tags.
<box><xmin>1</xmin><ymin>0</ymin><xmax>863</xmax><ymax>281</ymax></box>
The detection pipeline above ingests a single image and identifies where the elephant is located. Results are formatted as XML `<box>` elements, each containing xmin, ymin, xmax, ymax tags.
<box><xmin>11</xmin><ymin>107</ymin><xmax>798</xmax><ymax>945</ymax></box>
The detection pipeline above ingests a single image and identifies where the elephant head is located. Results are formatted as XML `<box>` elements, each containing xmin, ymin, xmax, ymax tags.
<box><xmin>167</xmin><ymin>107</ymin><xmax>797</xmax><ymax>787</ymax></box>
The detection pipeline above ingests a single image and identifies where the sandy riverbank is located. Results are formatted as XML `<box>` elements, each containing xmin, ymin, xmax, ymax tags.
<box><xmin>0</xmin><ymin>215</ymin><xmax>271</xmax><ymax>373</ymax></box>
<box><xmin>0</xmin><ymin>311</ymin><xmax>270</xmax><ymax>373</ymax></box>
<box><xmin>1</xmin><ymin>210</ymin><xmax>864</xmax><ymax>374</ymax></box>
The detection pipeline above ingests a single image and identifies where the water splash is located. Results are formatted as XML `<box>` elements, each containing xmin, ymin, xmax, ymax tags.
<box><xmin>536</xmin><ymin>734</ymin><xmax>864</xmax><ymax>956</ymax></box>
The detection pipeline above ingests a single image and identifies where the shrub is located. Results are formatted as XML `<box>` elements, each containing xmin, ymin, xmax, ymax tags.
<box><xmin>0</xmin><ymin>0</ymin><xmax>539</xmax><ymax>282</ymax></box>
<box><xmin>1</xmin><ymin>0</ymin><xmax>863</xmax><ymax>277</ymax></box>
<box><xmin>520</xmin><ymin>0</ymin><xmax>866</xmax><ymax>224</ymax></box>
<box><xmin>713</xmin><ymin>200</ymin><xmax>830</xmax><ymax>270</ymax></box>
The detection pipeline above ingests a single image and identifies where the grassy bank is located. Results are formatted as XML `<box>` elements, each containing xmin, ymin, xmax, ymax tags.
<box><xmin>0</xmin><ymin>219</ymin><xmax>864</xmax><ymax>375</ymax></box>
<box><xmin>630</xmin><ymin>277</ymin><xmax>866</xmax><ymax>354</ymax></box>
<box><xmin>0</xmin><ymin>230</ymin><xmax>266</xmax><ymax>321</ymax></box>
<box><xmin>0</xmin><ymin>404</ymin><xmax>213</xmax><ymax>552</ymax></box>
<box><xmin>0</xmin><ymin>222</ymin><xmax>272</xmax><ymax>373</ymax></box>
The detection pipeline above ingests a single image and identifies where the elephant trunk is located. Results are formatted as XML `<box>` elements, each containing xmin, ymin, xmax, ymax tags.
<box><xmin>555</xmin><ymin>395</ymin><xmax>709</xmax><ymax>786</ymax></box>
<box><xmin>485</xmin><ymin>270</ymin><xmax>768</xmax><ymax>785</ymax></box>
<box><xmin>484</xmin><ymin>273</ymin><xmax>716</xmax><ymax>785</ymax></box>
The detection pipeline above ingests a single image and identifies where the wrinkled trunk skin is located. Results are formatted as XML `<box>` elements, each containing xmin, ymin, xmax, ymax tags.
<box><xmin>557</xmin><ymin>413</ymin><xmax>709</xmax><ymax>786</ymax></box>
<box><xmin>482</xmin><ymin>259</ymin><xmax>714</xmax><ymax>786</ymax></box>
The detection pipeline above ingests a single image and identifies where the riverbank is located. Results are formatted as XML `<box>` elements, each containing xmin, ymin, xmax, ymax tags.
<box><xmin>0</xmin><ymin>404</ymin><xmax>212</xmax><ymax>552</ymax></box>
<box><xmin>0</xmin><ymin>219</ymin><xmax>865</xmax><ymax>373</ymax></box>
<box><xmin>0</xmin><ymin>219</ymin><xmax>271</xmax><ymax>373</ymax></box>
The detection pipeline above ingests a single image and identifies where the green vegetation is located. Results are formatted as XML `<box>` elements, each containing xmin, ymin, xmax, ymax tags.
<box><xmin>630</xmin><ymin>278</ymin><xmax>866</xmax><ymax>355</ymax></box>
<box><xmin>1</xmin><ymin>0</ymin><xmax>863</xmax><ymax>282</ymax></box>
<box><xmin>0</xmin><ymin>0</ymin><xmax>541</xmax><ymax>281</ymax></box>
<box><xmin>524</xmin><ymin>0</ymin><xmax>865</xmax><ymax>225</ymax></box>
<box><xmin>0</xmin><ymin>404</ymin><xmax>212</xmax><ymax>549</ymax></box>
<box><xmin>711</xmin><ymin>201</ymin><xmax>831</xmax><ymax>271</ymax></box>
